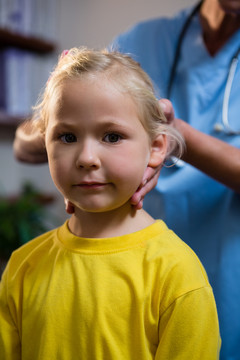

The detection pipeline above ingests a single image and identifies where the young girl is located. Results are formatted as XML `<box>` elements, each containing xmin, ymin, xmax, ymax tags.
<box><xmin>0</xmin><ymin>48</ymin><xmax>220</xmax><ymax>359</ymax></box>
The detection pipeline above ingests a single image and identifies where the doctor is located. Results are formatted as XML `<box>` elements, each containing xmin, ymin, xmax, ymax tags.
<box><xmin>13</xmin><ymin>0</ymin><xmax>240</xmax><ymax>358</ymax></box>
<box><xmin>112</xmin><ymin>0</ymin><xmax>240</xmax><ymax>358</ymax></box>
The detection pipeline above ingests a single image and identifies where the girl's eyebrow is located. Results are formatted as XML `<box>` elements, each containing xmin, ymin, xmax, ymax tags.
<box><xmin>97</xmin><ymin>120</ymin><xmax>132</xmax><ymax>128</ymax></box>
<box><xmin>50</xmin><ymin>121</ymin><xmax>78</xmax><ymax>132</ymax></box>
<box><xmin>94</xmin><ymin>121</ymin><xmax>136</xmax><ymax>134</ymax></box>
<box><xmin>51</xmin><ymin>121</ymin><xmax>133</xmax><ymax>134</ymax></box>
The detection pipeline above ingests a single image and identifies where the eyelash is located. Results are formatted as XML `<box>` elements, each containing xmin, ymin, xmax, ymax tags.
<box><xmin>57</xmin><ymin>132</ymin><xmax>124</xmax><ymax>144</ymax></box>
<box><xmin>59</xmin><ymin>133</ymin><xmax>77</xmax><ymax>143</ymax></box>
<box><xmin>103</xmin><ymin>133</ymin><xmax>123</xmax><ymax>143</ymax></box>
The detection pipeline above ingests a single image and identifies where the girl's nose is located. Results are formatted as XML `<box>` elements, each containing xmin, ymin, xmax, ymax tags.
<box><xmin>75</xmin><ymin>140</ymin><xmax>100</xmax><ymax>169</ymax></box>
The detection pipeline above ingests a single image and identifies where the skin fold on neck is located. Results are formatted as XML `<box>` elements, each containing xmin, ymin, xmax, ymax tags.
<box><xmin>199</xmin><ymin>0</ymin><xmax>240</xmax><ymax>55</ymax></box>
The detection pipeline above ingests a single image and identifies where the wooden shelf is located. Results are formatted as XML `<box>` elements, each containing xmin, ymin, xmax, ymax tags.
<box><xmin>0</xmin><ymin>28</ymin><xmax>56</xmax><ymax>54</ymax></box>
<box><xmin>0</xmin><ymin>28</ymin><xmax>56</xmax><ymax>129</ymax></box>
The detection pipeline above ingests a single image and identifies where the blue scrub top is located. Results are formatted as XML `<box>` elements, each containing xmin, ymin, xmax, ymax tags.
<box><xmin>112</xmin><ymin>7</ymin><xmax>240</xmax><ymax>359</ymax></box>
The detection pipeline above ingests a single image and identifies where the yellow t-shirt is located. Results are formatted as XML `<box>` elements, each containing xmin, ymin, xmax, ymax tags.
<box><xmin>0</xmin><ymin>220</ymin><xmax>220</xmax><ymax>359</ymax></box>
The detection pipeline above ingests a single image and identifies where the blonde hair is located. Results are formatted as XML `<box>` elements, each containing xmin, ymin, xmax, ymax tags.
<box><xmin>33</xmin><ymin>47</ymin><xmax>184</xmax><ymax>158</ymax></box>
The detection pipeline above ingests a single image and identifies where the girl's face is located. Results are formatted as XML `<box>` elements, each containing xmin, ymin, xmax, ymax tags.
<box><xmin>45</xmin><ymin>75</ymin><xmax>165</xmax><ymax>214</ymax></box>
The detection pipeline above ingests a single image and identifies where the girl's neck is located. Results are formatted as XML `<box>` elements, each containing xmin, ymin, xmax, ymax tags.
<box><xmin>68</xmin><ymin>203</ymin><xmax>154</xmax><ymax>239</ymax></box>
<box><xmin>199</xmin><ymin>0</ymin><xmax>240</xmax><ymax>55</ymax></box>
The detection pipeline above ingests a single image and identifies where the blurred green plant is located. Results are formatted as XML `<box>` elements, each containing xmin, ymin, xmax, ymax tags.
<box><xmin>0</xmin><ymin>182</ymin><xmax>53</xmax><ymax>260</ymax></box>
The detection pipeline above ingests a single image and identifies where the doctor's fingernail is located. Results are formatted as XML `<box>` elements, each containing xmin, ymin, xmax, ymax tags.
<box><xmin>160</xmin><ymin>101</ymin><xmax>166</xmax><ymax>110</ymax></box>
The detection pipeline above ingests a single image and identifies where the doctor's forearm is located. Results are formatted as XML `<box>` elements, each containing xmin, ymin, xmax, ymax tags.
<box><xmin>176</xmin><ymin>119</ymin><xmax>240</xmax><ymax>193</ymax></box>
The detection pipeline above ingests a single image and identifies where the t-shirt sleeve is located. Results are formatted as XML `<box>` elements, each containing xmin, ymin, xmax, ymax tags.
<box><xmin>0</xmin><ymin>266</ymin><xmax>21</xmax><ymax>360</ymax></box>
<box><xmin>155</xmin><ymin>286</ymin><xmax>221</xmax><ymax>359</ymax></box>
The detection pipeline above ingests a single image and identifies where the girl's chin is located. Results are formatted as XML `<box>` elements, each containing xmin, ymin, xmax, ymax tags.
<box><xmin>72</xmin><ymin>200</ymin><xmax>132</xmax><ymax>215</ymax></box>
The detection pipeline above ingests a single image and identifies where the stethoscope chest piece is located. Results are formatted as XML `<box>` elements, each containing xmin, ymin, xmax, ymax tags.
<box><xmin>213</xmin><ymin>123</ymin><xmax>224</xmax><ymax>133</ymax></box>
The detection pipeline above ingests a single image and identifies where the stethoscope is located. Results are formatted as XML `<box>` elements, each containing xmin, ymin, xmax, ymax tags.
<box><xmin>167</xmin><ymin>0</ymin><xmax>240</xmax><ymax>135</ymax></box>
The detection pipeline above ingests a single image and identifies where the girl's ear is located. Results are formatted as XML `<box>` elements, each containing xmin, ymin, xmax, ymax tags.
<box><xmin>148</xmin><ymin>134</ymin><xmax>167</xmax><ymax>168</ymax></box>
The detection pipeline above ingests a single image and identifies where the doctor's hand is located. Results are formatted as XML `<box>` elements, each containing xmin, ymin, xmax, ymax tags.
<box><xmin>64</xmin><ymin>199</ymin><xmax>75</xmax><ymax>214</ymax></box>
<box><xmin>130</xmin><ymin>98</ymin><xmax>174</xmax><ymax>210</ymax></box>
<box><xmin>130</xmin><ymin>166</ymin><xmax>161</xmax><ymax>209</ymax></box>
<box><xmin>159</xmin><ymin>98</ymin><xmax>175</xmax><ymax>125</ymax></box>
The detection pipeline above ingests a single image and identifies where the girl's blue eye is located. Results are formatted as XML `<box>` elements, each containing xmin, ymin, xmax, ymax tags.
<box><xmin>104</xmin><ymin>133</ymin><xmax>122</xmax><ymax>143</ymax></box>
<box><xmin>60</xmin><ymin>133</ymin><xmax>77</xmax><ymax>143</ymax></box>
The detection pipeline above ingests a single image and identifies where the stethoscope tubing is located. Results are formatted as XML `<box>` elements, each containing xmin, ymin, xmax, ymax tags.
<box><xmin>167</xmin><ymin>0</ymin><xmax>203</xmax><ymax>98</ymax></box>
<box><xmin>222</xmin><ymin>53</ymin><xmax>240</xmax><ymax>135</ymax></box>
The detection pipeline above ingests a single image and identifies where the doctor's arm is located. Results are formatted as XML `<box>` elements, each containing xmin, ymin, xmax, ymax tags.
<box><xmin>175</xmin><ymin>118</ymin><xmax>240</xmax><ymax>194</ymax></box>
